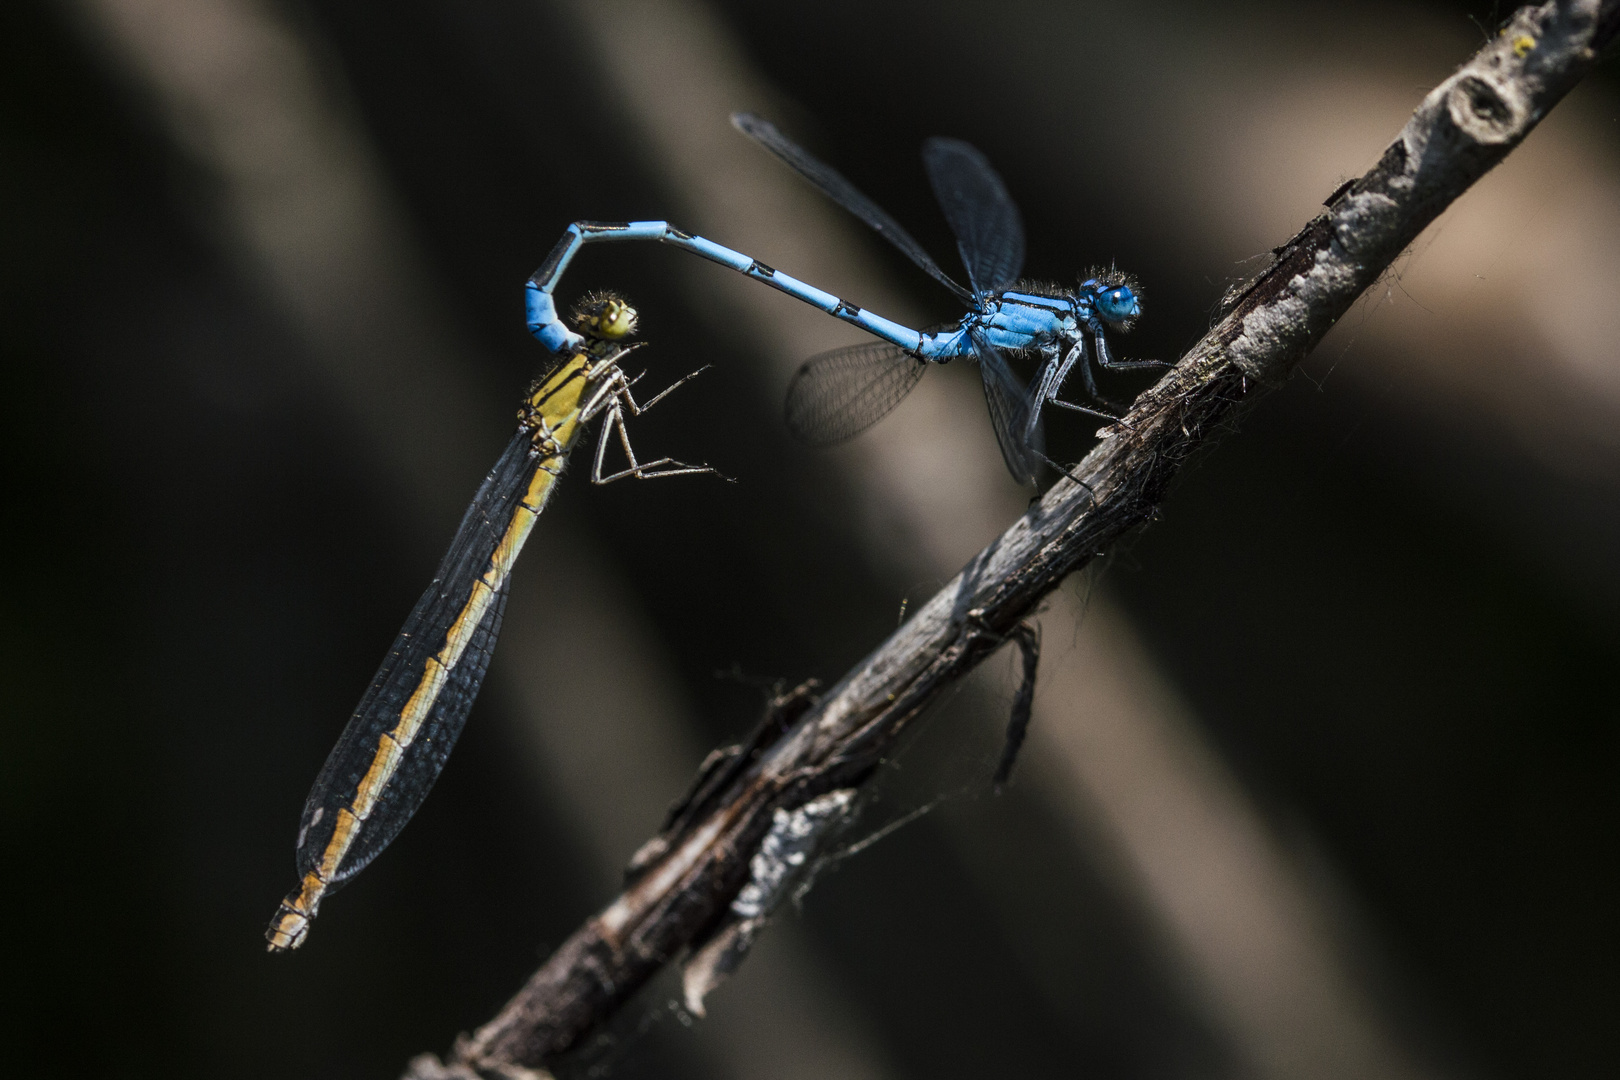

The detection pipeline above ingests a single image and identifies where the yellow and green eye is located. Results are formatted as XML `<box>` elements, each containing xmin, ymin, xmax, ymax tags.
<box><xmin>596</xmin><ymin>298</ymin><xmax>637</xmax><ymax>339</ymax></box>
<box><xmin>571</xmin><ymin>291</ymin><xmax>640</xmax><ymax>340</ymax></box>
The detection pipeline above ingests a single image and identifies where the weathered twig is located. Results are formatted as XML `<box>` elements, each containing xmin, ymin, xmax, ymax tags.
<box><xmin>408</xmin><ymin>4</ymin><xmax>1620</xmax><ymax>1075</ymax></box>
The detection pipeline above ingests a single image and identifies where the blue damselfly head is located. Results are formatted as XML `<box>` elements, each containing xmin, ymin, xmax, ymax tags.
<box><xmin>1081</xmin><ymin>270</ymin><xmax>1143</xmax><ymax>330</ymax></box>
<box><xmin>572</xmin><ymin>290</ymin><xmax>640</xmax><ymax>341</ymax></box>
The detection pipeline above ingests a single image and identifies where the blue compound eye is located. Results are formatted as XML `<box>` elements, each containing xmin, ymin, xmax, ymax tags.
<box><xmin>1097</xmin><ymin>285</ymin><xmax>1138</xmax><ymax>323</ymax></box>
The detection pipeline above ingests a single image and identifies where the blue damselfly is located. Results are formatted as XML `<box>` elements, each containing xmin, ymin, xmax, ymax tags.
<box><xmin>526</xmin><ymin>115</ymin><xmax>1154</xmax><ymax>484</ymax></box>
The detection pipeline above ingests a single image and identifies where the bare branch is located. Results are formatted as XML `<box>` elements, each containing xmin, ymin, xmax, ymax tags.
<box><xmin>411</xmin><ymin>3</ymin><xmax>1620</xmax><ymax>1074</ymax></box>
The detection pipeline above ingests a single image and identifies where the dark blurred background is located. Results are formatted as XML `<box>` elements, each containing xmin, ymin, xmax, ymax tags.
<box><xmin>3</xmin><ymin>1</ymin><xmax>1617</xmax><ymax>1077</ymax></box>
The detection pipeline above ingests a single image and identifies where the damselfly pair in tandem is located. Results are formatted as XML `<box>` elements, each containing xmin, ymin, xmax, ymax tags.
<box><xmin>268</xmin><ymin>115</ymin><xmax>1152</xmax><ymax>951</ymax></box>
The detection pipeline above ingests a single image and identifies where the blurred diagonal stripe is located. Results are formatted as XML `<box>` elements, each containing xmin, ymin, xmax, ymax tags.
<box><xmin>1023</xmin><ymin>592</ymin><xmax>1434</xmax><ymax>1080</ymax></box>
<box><xmin>559</xmin><ymin>0</ymin><xmax>1444</xmax><ymax>1077</ymax></box>
<box><xmin>60</xmin><ymin>0</ymin><xmax>891</xmax><ymax>1077</ymax></box>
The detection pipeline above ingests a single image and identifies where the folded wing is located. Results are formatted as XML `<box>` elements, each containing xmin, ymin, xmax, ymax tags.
<box><xmin>971</xmin><ymin>330</ymin><xmax>1041</xmax><ymax>485</ymax></box>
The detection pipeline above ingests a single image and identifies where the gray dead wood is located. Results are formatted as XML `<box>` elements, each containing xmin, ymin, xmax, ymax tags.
<box><xmin>405</xmin><ymin>4</ymin><xmax>1620</xmax><ymax>1076</ymax></box>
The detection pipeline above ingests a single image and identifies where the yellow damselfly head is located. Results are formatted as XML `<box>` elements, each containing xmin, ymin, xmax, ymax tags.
<box><xmin>572</xmin><ymin>290</ymin><xmax>639</xmax><ymax>341</ymax></box>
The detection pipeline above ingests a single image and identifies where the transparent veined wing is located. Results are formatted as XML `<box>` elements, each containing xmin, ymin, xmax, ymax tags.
<box><xmin>971</xmin><ymin>330</ymin><xmax>1041</xmax><ymax>485</ymax></box>
<box><xmin>922</xmin><ymin>138</ymin><xmax>1026</xmax><ymax>297</ymax></box>
<box><xmin>267</xmin><ymin>403</ymin><xmax>585</xmax><ymax>952</ymax></box>
<box><xmin>784</xmin><ymin>341</ymin><xmax>929</xmax><ymax>446</ymax></box>
<box><xmin>292</xmin><ymin>430</ymin><xmax>542</xmax><ymax>888</ymax></box>
<box><xmin>733</xmin><ymin>112</ymin><xmax>976</xmax><ymax>306</ymax></box>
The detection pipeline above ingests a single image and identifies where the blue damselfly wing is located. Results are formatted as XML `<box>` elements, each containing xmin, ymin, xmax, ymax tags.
<box><xmin>731</xmin><ymin>112</ymin><xmax>976</xmax><ymax>305</ymax></box>
<box><xmin>972</xmin><ymin>330</ymin><xmax>1042</xmax><ymax>485</ymax></box>
<box><xmin>293</xmin><ymin>430</ymin><xmax>535</xmax><ymax>888</ymax></box>
<box><xmin>922</xmin><ymin>138</ymin><xmax>1025</xmax><ymax>297</ymax></box>
<box><xmin>783</xmin><ymin>341</ymin><xmax>929</xmax><ymax>446</ymax></box>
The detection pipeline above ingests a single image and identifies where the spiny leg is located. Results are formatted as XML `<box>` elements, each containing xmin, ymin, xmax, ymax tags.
<box><xmin>1029</xmin><ymin>447</ymin><xmax>1097</xmax><ymax>502</ymax></box>
<box><xmin>589</xmin><ymin>375</ymin><xmax>722</xmax><ymax>482</ymax></box>
<box><xmin>1054</xmin><ymin>328</ymin><xmax>1165</xmax><ymax>423</ymax></box>
<box><xmin>992</xmin><ymin>621</ymin><xmax>1042</xmax><ymax>792</ymax></box>
<box><xmin>578</xmin><ymin>360</ymin><xmax>704</xmax><ymax>425</ymax></box>
<box><xmin>1044</xmin><ymin>336</ymin><xmax>1120</xmax><ymax>421</ymax></box>
<box><xmin>1024</xmin><ymin>343</ymin><xmax>1068</xmax><ymax>446</ymax></box>
<box><xmin>1093</xmin><ymin>326</ymin><xmax>1168</xmax><ymax>372</ymax></box>
<box><xmin>1015</xmin><ymin>348</ymin><xmax>1100</xmax><ymax>496</ymax></box>
<box><xmin>1048</xmin><ymin>339</ymin><xmax>1084</xmax><ymax>402</ymax></box>
<box><xmin>590</xmin><ymin>392</ymin><xmax>721</xmax><ymax>484</ymax></box>
<box><xmin>1074</xmin><ymin>329</ymin><xmax>1129</xmax><ymax>415</ymax></box>
<box><xmin>624</xmin><ymin>363</ymin><xmax>714</xmax><ymax>415</ymax></box>
<box><xmin>959</xmin><ymin>608</ymin><xmax>1043</xmax><ymax>792</ymax></box>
